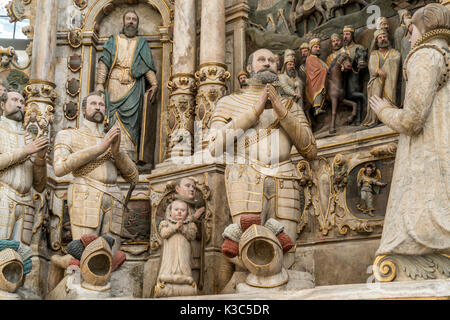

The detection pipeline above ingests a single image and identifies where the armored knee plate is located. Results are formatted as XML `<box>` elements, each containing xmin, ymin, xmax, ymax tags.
<box><xmin>0</xmin><ymin>249</ymin><xmax>24</xmax><ymax>293</ymax></box>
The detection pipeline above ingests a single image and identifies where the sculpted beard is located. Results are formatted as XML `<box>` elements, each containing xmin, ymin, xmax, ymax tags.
<box><xmin>122</xmin><ymin>23</ymin><xmax>138</xmax><ymax>38</ymax></box>
<box><xmin>251</xmin><ymin>67</ymin><xmax>279</xmax><ymax>84</ymax></box>
<box><xmin>343</xmin><ymin>36</ymin><xmax>353</xmax><ymax>46</ymax></box>
<box><xmin>286</xmin><ymin>68</ymin><xmax>296</xmax><ymax>78</ymax></box>
<box><xmin>6</xmin><ymin>109</ymin><xmax>24</xmax><ymax>122</ymax></box>
<box><xmin>378</xmin><ymin>39</ymin><xmax>389</xmax><ymax>48</ymax></box>
<box><xmin>86</xmin><ymin>111</ymin><xmax>104</xmax><ymax>123</ymax></box>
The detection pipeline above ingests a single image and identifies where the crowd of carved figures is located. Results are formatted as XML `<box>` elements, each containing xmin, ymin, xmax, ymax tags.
<box><xmin>0</xmin><ymin>0</ymin><xmax>449</xmax><ymax>299</ymax></box>
<box><xmin>244</xmin><ymin>7</ymin><xmax>416</xmax><ymax>135</ymax></box>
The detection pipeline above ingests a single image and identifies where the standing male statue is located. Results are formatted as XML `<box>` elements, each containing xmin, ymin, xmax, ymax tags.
<box><xmin>95</xmin><ymin>9</ymin><xmax>158</xmax><ymax>164</ymax></box>
<box><xmin>208</xmin><ymin>48</ymin><xmax>317</xmax><ymax>268</ymax></box>
<box><xmin>305</xmin><ymin>38</ymin><xmax>328</xmax><ymax>116</ymax></box>
<box><xmin>363</xmin><ymin>29</ymin><xmax>400</xmax><ymax>128</ymax></box>
<box><xmin>53</xmin><ymin>92</ymin><xmax>138</xmax><ymax>254</ymax></box>
<box><xmin>0</xmin><ymin>89</ymin><xmax>48</xmax><ymax>245</ymax></box>
<box><xmin>279</xmin><ymin>51</ymin><xmax>303</xmax><ymax>101</ymax></box>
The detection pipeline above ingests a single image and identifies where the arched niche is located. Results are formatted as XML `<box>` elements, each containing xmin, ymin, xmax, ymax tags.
<box><xmin>80</xmin><ymin>0</ymin><xmax>173</xmax><ymax>165</ymax></box>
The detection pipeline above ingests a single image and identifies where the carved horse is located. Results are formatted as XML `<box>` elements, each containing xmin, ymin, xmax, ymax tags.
<box><xmin>289</xmin><ymin>0</ymin><xmax>328</xmax><ymax>33</ymax></box>
<box><xmin>344</xmin><ymin>46</ymin><xmax>369</xmax><ymax>125</ymax></box>
<box><xmin>329</xmin><ymin>0</ymin><xmax>369</xmax><ymax>19</ymax></box>
<box><xmin>326</xmin><ymin>53</ymin><xmax>357</xmax><ymax>134</ymax></box>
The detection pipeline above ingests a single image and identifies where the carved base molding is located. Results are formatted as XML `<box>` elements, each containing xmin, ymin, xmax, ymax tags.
<box><xmin>373</xmin><ymin>254</ymin><xmax>450</xmax><ymax>282</ymax></box>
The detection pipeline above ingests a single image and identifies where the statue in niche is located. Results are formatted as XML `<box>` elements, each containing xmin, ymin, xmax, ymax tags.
<box><xmin>362</xmin><ymin>29</ymin><xmax>400</xmax><ymax>128</ymax></box>
<box><xmin>369</xmin><ymin>3</ymin><xmax>450</xmax><ymax>279</ymax></box>
<box><xmin>174</xmin><ymin>177</ymin><xmax>205</xmax><ymax>289</ymax></box>
<box><xmin>0</xmin><ymin>89</ymin><xmax>48</xmax><ymax>246</ymax></box>
<box><xmin>52</xmin><ymin>92</ymin><xmax>138</xmax><ymax>279</ymax></box>
<box><xmin>356</xmin><ymin>162</ymin><xmax>387</xmax><ymax>217</ymax></box>
<box><xmin>279</xmin><ymin>49</ymin><xmax>303</xmax><ymax>101</ymax></box>
<box><xmin>95</xmin><ymin>9</ymin><xmax>158</xmax><ymax>165</ymax></box>
<box><xmin>208</xmin><ymin>48</ymin><xmax>317</xmax><ymax>273</ymax></box>
<box><xmin>154</xmin><ymin>199</ymin><xmax>198</xmax><ymax>297</ymax></box>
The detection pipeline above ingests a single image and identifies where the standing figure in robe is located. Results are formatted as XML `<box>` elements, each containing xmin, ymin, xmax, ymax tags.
<box><xmin>363</xmin><ymin>29</ymin><xmax>400</xmax><ymax>127</ymax></box>
<box><xmin>369</xmin><ymin>4</ymin><xmax>450</xmax><ymax>268</ymax></box>
<box><xmin>95</xmin><ymin>9</ymin><xmax>158</xmax><ymax>164</ymax></box>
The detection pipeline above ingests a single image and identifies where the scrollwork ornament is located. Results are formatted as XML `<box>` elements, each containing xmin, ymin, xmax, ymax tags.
<box><xmin>373</xmin><ymin>255</ymin><xmax>397</xmax><ymax>282</ymax></box>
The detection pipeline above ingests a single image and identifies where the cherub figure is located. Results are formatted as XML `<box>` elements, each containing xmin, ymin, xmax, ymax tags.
<box><xmin>155</xmin><ymin>199</ymin><xmax>198</xmax><ymax>298</ymax></box>
<box><xmin>357</xmin><ymin>162</ymin><xmax>387</xmax><ymax>216</ymax></box>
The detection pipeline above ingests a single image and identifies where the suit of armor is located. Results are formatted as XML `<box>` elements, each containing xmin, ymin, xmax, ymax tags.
<box><xmin>0</xmin><ymin>118</ymin><xmax>47</xmax><ymax>245</ymax></box>
<box><xmin>53</xmin><ymin>120</ymin><xmax>138</xmax><ymax>242</ymax></box>
<box><xmin>208</xmin><ymin>81</ymin><xmax>316</xmax><ymax>266</ymax></box>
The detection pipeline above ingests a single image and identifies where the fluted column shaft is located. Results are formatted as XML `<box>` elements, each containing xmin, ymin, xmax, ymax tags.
<box><xmin>166</xmin><ymin>0</ymin><xmax>197</xmax><ymax>159</ymax></box>
<box><xmin>195</xmin><ymin>0</ymin><xmax>229</xmax><ymax>151</ymax></box>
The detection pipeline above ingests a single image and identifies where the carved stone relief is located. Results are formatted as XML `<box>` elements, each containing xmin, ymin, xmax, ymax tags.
<box><xmin>298</xmin><ymin>143</ymin><xmax>397</xmax><ymax>237</ymax></box>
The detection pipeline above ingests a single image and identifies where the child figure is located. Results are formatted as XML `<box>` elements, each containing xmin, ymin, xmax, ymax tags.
<box><xmin>357</xmin><ymin>162</ymin><xmax>387</xmax><ymax>217</ymax></box>
<box><xmin>154</xmin><ymin>199</ymin><xmax>198</xmax><ymax>298</ymax></box>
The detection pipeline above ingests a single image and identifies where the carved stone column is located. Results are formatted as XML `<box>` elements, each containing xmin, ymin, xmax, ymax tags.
<box><xmin>165</xmin><ymin>0</ymin><xmax>197</xmax><ymax>159</ymax></box>
<box><xmin>22</xmin><ymin>0</ymin><xmax>58</xmax><ymax>138</ymax></box>
<box><xmin>195</xmin><ymin>0</ymin><xmax>230</xmax><ymax>150</ymax></box>
<box><xmin>11</xmin><ymin>0</ymin><xmax>58</xmax><ymax>299</ymax></box>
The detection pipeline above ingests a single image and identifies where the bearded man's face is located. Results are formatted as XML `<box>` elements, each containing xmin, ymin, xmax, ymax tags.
<box><xmin>123</xmin><ymin>12</ymin><xmax>139</xmax><ymax>38</ymax></box>
<box><xmin>248</xmin><ymin>49</ymin><xmax>279</xmax><ymax>84</ymax></box>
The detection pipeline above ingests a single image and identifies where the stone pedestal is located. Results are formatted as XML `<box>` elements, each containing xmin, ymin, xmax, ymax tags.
<box><xmin>46</xmin><ymin>267</ymin><xmax>111</xmax><ymax>300</ymax></box>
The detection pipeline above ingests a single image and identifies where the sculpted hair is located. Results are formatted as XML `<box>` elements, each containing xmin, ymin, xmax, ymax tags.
<box><xmin>0</xmin><ymin>88</ymin><xmax>20</xmax><ymax>104</ymax></box>
<box><xmin>81</xmin><ymin>91</ymin><xmax>104</xmax><ymax>111</ymax></box>
<box><xmin>123</xmin><ymin>9</ymin><xmax>139</xmax><ymax>27</ymax></box>
<box><xmin>411</xmin><ymin>3</ymin><xmax>450</xmax><ymax>34</ymax></box>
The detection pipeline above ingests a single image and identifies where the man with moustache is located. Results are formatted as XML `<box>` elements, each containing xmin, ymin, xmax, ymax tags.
<box><xmin>305</xmin><ymin>38</ymin><xmax>328</xmax><ymax>115</ymax></box>
<box><xmin>53</xmin><ymin>92</ymin><xmax>138</xmax><ymax>255</ymax></box>
<box><xmin>0</xmin><ymin>89</ymin><xmax>48</xmax><ymax>245</ymax></box>
<box><xmin>95</xmin><ymin>9</ymin><xmax>158</xmax><ymax>163</ymax></box>
<box><xmin>369</xmin><ymin>17</ymin><xmax>392</xmax><ymax>52</ymax></box>
<box><xmin>279</xmin><ymin>52</ymin><xmax>303</xmax><ymax>101</ymax></box>
<box><xmin>208</xmin><ymin>48</ymin><xmax>316</xmax><ymax>268</ymax></box>
<box><xmin>326</xmin><ymin>33</ymin><xmax>343</xmax><ymax>67</ymax></box>
<box><xmin>362</xmin><ymin>29</ymin><xmax>400</xmax><ymax>127</ymax></box>
<box><xmin>339</xmin><ymin>25</ymin><xmax>366</xmax><ymax>60</ymax></box>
